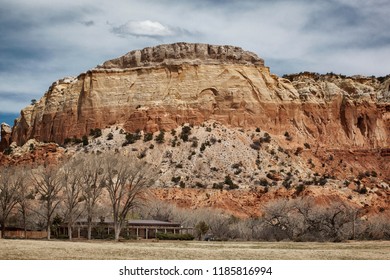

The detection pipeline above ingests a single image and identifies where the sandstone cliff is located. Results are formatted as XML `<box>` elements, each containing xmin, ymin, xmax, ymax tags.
<box><xmin>0</xmin><ymin>123</ymin><xmax>12</xmax><ymax>152</ymax></box>
<box><xmin>7</xmin><ymin>43</ymin><xmax>390</xmax><ymax>150</ymax></box>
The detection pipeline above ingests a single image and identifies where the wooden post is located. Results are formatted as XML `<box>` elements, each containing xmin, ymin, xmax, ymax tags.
<box><xmin>78</xmin><ymin>227</ymin><xmax>81</xmax><ymax>239</ymax></box>
<box><xmin>146</xmin><ymin>228</ymin><xmax>148</xmax><ymax>239</ymax></box>
<box><xmin>136</xmin><ymin>227</ymin><xmax>139</xmax><ymax>238</ymax></box>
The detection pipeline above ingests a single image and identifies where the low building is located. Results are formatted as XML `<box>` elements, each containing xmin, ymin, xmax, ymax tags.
<box><xmin>59</xmin><ymin>218</ymin><xmax>193</xmax><ymax>239</ymax></box>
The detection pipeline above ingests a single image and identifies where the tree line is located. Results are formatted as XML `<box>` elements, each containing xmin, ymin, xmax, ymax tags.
<box><xmin>0</xmin><ymin>153</ymin><xmax>157</xmax><ymax>241</ymax></box>
<box><xmin>1</xmin><ymin>153</ymin><xmax>389</xmax><ymax>242</ymax></box>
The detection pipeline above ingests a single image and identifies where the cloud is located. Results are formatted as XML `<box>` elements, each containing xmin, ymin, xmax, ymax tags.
<box><xmin>111</xmin><ymin>20</ymin><xmax>175</xmax><ymax>38</ymax></box>
<box><xmin>81</xmin><ymin>20</ymin><xmax>95</xmax><ymax>27</ymax></box>
<box><xmin>0</xmin><ymin>0</ymin><xmax>390</xmax><ymax>121</ymax></box>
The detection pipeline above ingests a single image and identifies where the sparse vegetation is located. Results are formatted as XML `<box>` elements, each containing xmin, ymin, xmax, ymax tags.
<box><xmin>180</xmin><ymin>125</ymin><xmax>192</xmax><ymax>142</ymax></box>
<box><xmin>90</xmin><ymin>128</ymin><xmax>102</xmax><ymax>138</ymax></box>
<box><xmin>155</xmin><ymin>130</ymin><xmax>165</xmax><ymax>144</ymax></box>
<box><xmin>143</xmin><ymin>132</ymin><xmax>153</xmax><ymax>142</ymax></box>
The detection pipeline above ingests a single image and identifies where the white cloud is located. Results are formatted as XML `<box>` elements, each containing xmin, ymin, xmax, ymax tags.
<box><xmin>111</xmin><ymin>20</ymin><xmax>175</xmax><ymax>38</ymax></box>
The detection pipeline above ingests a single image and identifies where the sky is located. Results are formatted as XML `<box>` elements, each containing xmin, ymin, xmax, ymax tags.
<box><xmin>1</xmin><ymin>0</ymin><xmax>390</xmax><ymax>125</ymax></box>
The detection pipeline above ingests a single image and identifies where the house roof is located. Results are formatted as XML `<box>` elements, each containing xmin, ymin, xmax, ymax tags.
<box><xmin>72</xmin><ymin>218</ymin><xmax>181</xmax><ymax>227</ymax></box>
<box><xmin>127</xmin><ymin>220</ymin><xmax>181</xmax><ymax>227</ymax></box>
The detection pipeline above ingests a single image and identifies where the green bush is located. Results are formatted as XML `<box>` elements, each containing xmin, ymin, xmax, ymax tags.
<box><xmin>180</xmin><ymin>125</ymin><xmax>192</xmax><ymax>142</ymax></box>
<box><xmin>155</xmin><ymin>130</ymin><xmax>165</xmax><ymax>144</ymax></box>
<box><xmin>156</xmin><ymin>232</ymin><xmax>194</xmax><ymax>240</ymax></box>
<box><xmin>144</xmin><ymin>132</ymin><xmax>153</xmax><ymax>142</ymax></box>
<box><xmin>82</xmin><ymin>135</ymin><xmax>89</xmax><ymax>146</ymax></box>
<box><xmin>90</xmin><ymin>128</ymin><xmax>102</xmax><ymax>138</ymax></box>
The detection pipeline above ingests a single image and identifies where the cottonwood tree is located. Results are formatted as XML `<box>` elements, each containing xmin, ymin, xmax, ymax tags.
<box><xmin>16</xmin><ymin>167</ymin><xmax>34</xmax><ymax>238</ymax></box>
<box><xmin>32</xmin><ymin>164</ymin><xmax>63</xmax><ymax>240</ymax></box>
<box><xmin>293</xmin><ymin>198</ymin><xmax>353</xmax><ymax>241</ymax></box>
<box><xmin>62</xmin><ymin>158</ymin><xmax>84</xmax><ymax>240</ymax></box>
<box><xmin>262</xmin><ymin>198</ymin><xmax>296</xmax><ymax>241</ymax></box>
<box><xmin>103</xmin><ymin>154</ymin><xmax>157</xmax><ymax>241</ymax></box>
<box><xmin>0</xmin><ymin>166</ymin><xmax>23</xmax><ymax>238</ymax></box>
<box><xmin>81</xmin><ymin>154</ymin><xmax>105</xmax><ymax>240</ymax></box>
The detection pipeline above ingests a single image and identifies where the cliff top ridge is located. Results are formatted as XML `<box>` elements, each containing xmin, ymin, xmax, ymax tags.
<box><xmin>99</xmin><ymin>42</ymin><xmax>264</xmax><ymax>69</ymax></box>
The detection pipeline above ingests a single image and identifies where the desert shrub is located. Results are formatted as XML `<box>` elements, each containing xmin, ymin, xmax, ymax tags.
<box><xmin>123</xmin><ymin>132</ymin><xmax>141</xmax><ymax>145</ymax></box>
<box><xmin>180</xmin><ymin>125</ymin><xmax>192</xmax><ymax>142</ymax></box>
<box><xmin>260</xmin><ymin>132</ymin><xmax>271</xmax><ymax>143</ymax></box>
<box><xmin>155</xmin><ymin>130</ymin><xmax>165</xmax><ymax>144</ymax></box>
<box><xmin>195</xmin><ymin>182</ymin><xmax>206</xmax><ymax>188</ymax></box>
<box><xmin>250</xmin><ymin>140</ymin><xmax>261</xmax><ymax>150</ymax></box>
<box><xmin>304</xmin><ymin>143</ymin><xmax>311</xmax><ymax>149</ymax></box>
<box><xmin>191</xmin><ymin>137</ymin><xmax>198</xmax><ymax>148</ymax></box>
<box><xmin>258</xmin><ymin>178</ymin><xmax>269</xmax><ymax>186</ymax></box>
<box><xmin>156</xmin><ymin>232</ymin><xmax>194</xmax><ymax>240</ymax></box>
<box><xmin>224</xmin><ymin>175</ymin><xmax>239</xmax><ymax>190</ymax></box>
<box><xmin>318</xmin><ymin>176</ymin><xmax>328</xmax><ymax>186</ymax></box>
<box><xmin>255</xmin><ymin>127</ymin><xmax>261</xmax><ymax>132</ymax></box>
<box><xmin>295</xmin><ymin>184</ymin><xmax>305</xmax><ymax>195</ymax></box>
<box><xmin>171</xmin><ymin>176</ymin><xmax>181</xmax><ymax>184</ymax></box>
<box><xmin>3</xmin><ymin>147</ymin><xmax>13</xmax><ymax>155</ymax></box>
<box><xmin>284</xmin><ymin>131</ymin><xmax>293</xmax><ymax>141</ymax></box>
<box><xmin>358</xmin><ymin>186</ymin><xmax>368</xmax><ymax>194</ymax></box>
<box><xmin>294</xmin><ymin>147</ymin><xmax>303</xmax><ymax>156</ymax></box>
<box><xmin>64</xmin><ymin>138</ymin><xmax>72</xmax><ymax>145</ymax></box>
<box><xmin>82</xmin><ymin>135</ymin><xmax>89</xmax><ymax>146</ymax></box>
<box><xmin>357</xmin><ymin>172</ymin><xmax>366</xmax><ymax>180</ymax></box>
<box><xmin>107</xmin><ymin>132</ymin><xmax>114</xmax><ymax>140</ymax></box>
<box><xmin>144</xmin><ymin>132</ymin><xmax>153</xmax><ymax>142</ymax></box>
<box><xmin>179</xmin><ymin>181</ymin><xmax>186</xmax><ymax>188</ymax></box>
<box><xmin>282</xmin><ymin>178</ymin><xmax>292</xmax><ymax>189</ymax></box>
<box><xmin>138</xmin><ymin>149</ymin><xmax>147</xmax><ymax>159</ymax></box>
<box><xmin>213</xmin><ymin>183</ymin><xmax>224</xmax><ymax>190</ymax></box>
<box><xmin>90</xmin><ymin>128</ymin><xmax>102</xmax><ymax>138</ymax></box>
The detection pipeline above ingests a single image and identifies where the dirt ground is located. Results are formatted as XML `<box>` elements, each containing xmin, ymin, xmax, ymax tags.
<box><xmin>1</xmin><ymin>239</ymin><xmax>389</xmax><ymax>260</ymax></box>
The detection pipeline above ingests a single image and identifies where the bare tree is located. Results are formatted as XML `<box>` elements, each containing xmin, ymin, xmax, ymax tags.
<box><xmin>262</xmin><ymin>198</ymin><xmax>296</xmax><ymax>241</ymax></box>
<box><xmin>143</xmin><ymin>200</ymin><xmax>174</xmax><ymax>221</ymax></box>
<box><xmin>16</xmin><ymin>167</ymin><xmax>34</xmax><ymax>238</ymax></box>
<box><xmin>62</xmin><ymin>158</ymin><xmax>84</xmax><ymax>240</ymax></box>
<box><xmin>81</xmin><ymin>154</ymin><xmax>105</xmax><ymax>240</ymax></box>
<box><xmin>294</xmin><ymin>198</ymin><xmax>353</xmax><ymax>241</ymax></box>
<box><xmin>103</xmin><ymin>154</ymin><xmax>157</xmax><ymax>241</ymax></box>
<box><xmin>32</xmin><ymin>164</ymin><xmax>62</xmax><ymax>240</ymax></box>
<box><xmin>0</xmin><ymin>166</ymin><xmax>23</xmax><ymax>238</ymax></box>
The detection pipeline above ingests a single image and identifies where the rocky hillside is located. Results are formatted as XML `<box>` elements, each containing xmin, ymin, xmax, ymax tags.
<box><xmin>1</xmin><ymin>43</ymin><xmax>389</xmax><ymax>218</ymax></box>
<box><xmin>2</xmin><ymin>42</ymin><xmax>389</xmax><ymax>150</ymax></box>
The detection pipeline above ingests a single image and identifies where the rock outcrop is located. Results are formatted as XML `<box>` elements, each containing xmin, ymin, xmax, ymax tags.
<box><xmin>0</xmin><ymin>123</ymin><xmax>12</xmax><ymax>151</ymax></box>
<box><xmin>7</xmin><ymin>43</ymin><xmax>390</xmax><ymax>150</ymax></box>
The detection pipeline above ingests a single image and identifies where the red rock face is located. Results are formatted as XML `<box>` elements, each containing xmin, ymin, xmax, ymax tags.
<box><xmin>0</xmin><ymin>123</ymin><xmax>12</xmax><ymax>151</ymax></box>
<box><xmin>6</xmin><ymin>43</ymin><xmax>390</xmax><ymax>150</ymax></box>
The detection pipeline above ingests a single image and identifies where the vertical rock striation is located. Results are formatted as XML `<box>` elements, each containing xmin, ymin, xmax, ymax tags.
<box><xmin>5</xmin><ymin>43</ymin><xmax>390</xmax><ymax>151</ymax></box>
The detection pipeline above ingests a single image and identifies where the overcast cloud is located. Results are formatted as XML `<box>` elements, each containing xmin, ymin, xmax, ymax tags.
<box><xmin>0</xmin><ymin>0</ymin><xmax>389</xmax><ymax>121</ymax></box>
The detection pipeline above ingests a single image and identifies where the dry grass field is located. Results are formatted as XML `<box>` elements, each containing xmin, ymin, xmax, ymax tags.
<box><xmin>1</xmin><ymin>239</ymin><xmax>390</xmax><ymax>260</ymax></box>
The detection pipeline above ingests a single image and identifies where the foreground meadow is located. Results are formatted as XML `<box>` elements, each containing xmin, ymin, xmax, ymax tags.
<box><xmin>1</xmin><ymin>239</ymin><xmax>389</xmax><ymax>260</ymax></box>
